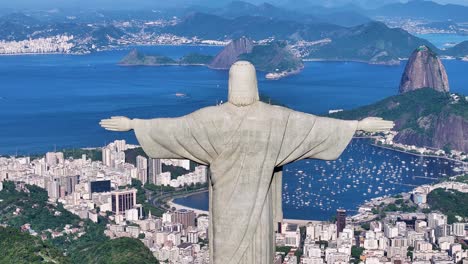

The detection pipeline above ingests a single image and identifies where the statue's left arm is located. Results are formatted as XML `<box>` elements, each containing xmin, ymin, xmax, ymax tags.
<box><xmin>99</xmin><ymin>116</ymin><xmax>212</xmax><ymax>165</ymax></box>
<box><xmin>275</xmin><ymin>112</ymin><xmax>393</xmax><ymax>166</ymax></box>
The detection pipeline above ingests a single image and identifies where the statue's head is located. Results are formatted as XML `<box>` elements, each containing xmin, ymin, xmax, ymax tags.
<box><xmin>228</xmin><ymin>61</ymin><xmax>259</xmax><ymax>106</ymax></box>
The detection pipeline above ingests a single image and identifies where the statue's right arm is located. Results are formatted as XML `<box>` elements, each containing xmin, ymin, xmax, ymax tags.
<box><xmin>356</xmin><ymin>117</ymin><xmax>394</xmax><ymax>133</ymax></box>
<box><xmin>100</xmin><ymin>116</ymin><xmax>188</xmax><ymax>159</ymax></box>
<box><xmin>100</xmin><ymin>115</ymin><xmax>211</xmax><ymax>164</ymax></box>
<box><xmin>99</xmin><ymin>116</ymin><xmax>135</xmax><ymax>132</ymax></box>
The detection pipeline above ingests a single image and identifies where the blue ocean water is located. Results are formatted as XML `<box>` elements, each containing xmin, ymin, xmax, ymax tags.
<box><xmin>416</xmin><ymin>33</ymin><xmax>468</xmax><ymax>49</ymax></box>
<box><xmin>1</xmin><ymin>45</ymin><xmax>468</xmax><ymax>155</ymax></box>
<box><xmin>1</xmin><ymin>45</ymin><xmax>467</xmax><ymax>220</ymax></box>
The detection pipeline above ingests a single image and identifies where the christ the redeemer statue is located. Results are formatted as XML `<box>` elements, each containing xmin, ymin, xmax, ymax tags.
<box><xmin>100</xmin><ymin>61</ymin><xmax>394</xmax><ymax>264</ymax></box>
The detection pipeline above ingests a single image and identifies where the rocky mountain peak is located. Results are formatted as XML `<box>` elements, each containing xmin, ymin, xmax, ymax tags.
<box><xmin>208</xmin><ymin>37</ymin><xmax>254</xmax><ymax>69</ymax></box>
<box><xmin>399</xmin><ymin>45</ymin><xmax>449</xmax><ymax>94</ymax></box>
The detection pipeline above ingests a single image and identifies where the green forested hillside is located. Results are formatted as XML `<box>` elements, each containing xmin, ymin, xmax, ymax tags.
<box><xmin>239</xmin><ymin>41</ymin><xmax>303</xmax><ymax>72</ymax></box>
<box><xmin>179</xmin><ymin>53</ymin><xmax>214</xmax><ymax>65</ymax></box>
<box><xmin>120</xmin><ymin>49</ymin><xmax>176</xmax><ymax>65</ymax></box>
<box><xmin>0</xmin><ymin>181</ymin><xmax>81</xmax><ymax>231</ymax></box>
<box><xmin>0</xmin><ymin>226</ymin><xmax>70</xmax><ymax>264</ymax></box>
<box><xmin>427</xmin><ymin>188</ymin><xmax>468</xmax><ymax>224</ymax></box>
<box><xmin>73</xmin><ymin>237</ymin><xmax>158</xmax><ymax>264</ymax></box>
<box><xmin>0</xmin><ymin>181</ymin><xmax>159</xmax><ymax>264</ymax></box>
<box><xmin>331</xmin><ymin>88</ymin><xmax>464</xmax><ymax>129</ymax></box>
<box><xmin>331</xmin><ymin>88</ymin><xmax>468</xmax><ymax>152</ymax></box>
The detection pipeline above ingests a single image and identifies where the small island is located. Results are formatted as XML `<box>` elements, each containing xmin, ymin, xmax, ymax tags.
<box><xmin>119</xmin><ymin>49</ymin><xmax>214</xmax><ymax>66</ymax></box>
<box><xmin>179</xmin><ymin>53</ymin><xmax>214</xmax><ymax>65</ymax></box>
<box><xmin>119</xmin><ymin>49</ymin><xmax>177</xmax><ymax>66</ymax></box>
<box><xmin>207</xmin><ymin>37</ymin><xmax>303</xmax><ymax>79</ymax></box>
<box><xmin>119</xmin><ymin>38</ymin><xmax>304</xmax><ymax>80</ymax></box>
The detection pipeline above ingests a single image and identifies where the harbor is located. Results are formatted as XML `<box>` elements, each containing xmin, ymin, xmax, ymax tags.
<box><xmin>173</xmin><ymin>139</ymin><xmax>465</xmax><ymax>221</ymax></box>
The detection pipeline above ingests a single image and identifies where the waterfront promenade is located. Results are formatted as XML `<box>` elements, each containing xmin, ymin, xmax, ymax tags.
<box><xmin>167</xmin><ymin>198</ymin><xmax>209</xmax><ymax>215</ymax></box>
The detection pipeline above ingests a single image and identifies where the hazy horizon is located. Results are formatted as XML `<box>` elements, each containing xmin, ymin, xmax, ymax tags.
<box><xmin>0</xmin><ymin>0</ymin><xmax>467</xmax><ymax>11</ymax></box>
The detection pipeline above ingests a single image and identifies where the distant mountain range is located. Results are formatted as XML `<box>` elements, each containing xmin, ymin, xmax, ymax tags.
<box><xmin>0</xmin><ymin>1</ymin><xmax>372</xmax><ymax>28</ymax></box>
<box><xmin>183</xmin><ymin>0</ymin><xmax>468</xmax><ymax>28</ymax></box>
<box><xmin>370</xmin><ymin>0</ymin><xmax>468</xmax><ymax>22</ymax></box>
<box><xmin>443</xmin><ymin>41</ymin><xmax>468</xmax><ymax>57</ymax></box>
<box><xmin>165</xmin><ymin>13</ymin><xmax>441</xmax><ymax>63</ymax></box>
<box><xmin>207</xmin><ymin>1</ymin><xmax>371</xmax><ymax>27</ymax></box>
<box><xmin>0</xmin><ymin>0</ymin><xmax>401</xmax><ymax>14</ymax></box>
<box><xmin>163</xmin><ymin>12</ymin><xmax>338</xmax><ymax>40</ymax></box>
<box><xmin>283</xmin><ymin>0</ymin><xmax>468</xmax><ymax>23</ymax></box>
<box><xmin>3</xmin><ymin>0</ymin><xmax>468</xmax><ymax>24</ymax></box>
<box><xmin>111</xmin><ymin>0</ymin><xmax>468</xmax><ymax>25</ymax></box>
<box><xmin>218</xmin><ymin>1</ymin><xmax>317</xmax><ymax>21</ymax></box>
<box><xmin>282</xmin><ymin>0</ymin><xmax>402</xmax><ymax>9</ymax></box>
<box><xmin>1</xmin><ymin>1</ymin><xmax>468</xmax><ymax>60</ymax></box>
<box><xmin>305</xmin><ymin>21</ymin><xmax>437</xmax><ymax>64</ymax></box>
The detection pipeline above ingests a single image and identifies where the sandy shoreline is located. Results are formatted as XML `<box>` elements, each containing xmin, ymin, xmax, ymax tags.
<box><xmin>371</xmin><ymin>143</ymin><xmax>467</xmax><ymax>165</ymax></box>
<box><xmin>167</xmin><ymin>198</ymin><xmax>209</xmax><ymax>215</ymax></box>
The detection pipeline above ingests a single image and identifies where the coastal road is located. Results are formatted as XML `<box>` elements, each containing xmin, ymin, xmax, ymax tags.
<box><xmin>145</xmin><ymin>186</ymin><xmax>208</xmax><ymax>211</ymax></box>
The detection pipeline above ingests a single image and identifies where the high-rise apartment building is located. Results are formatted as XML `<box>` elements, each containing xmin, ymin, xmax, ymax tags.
<box><xmin>149</xmin><ymin>158</ymin><xmax>162</xmax><ymax>184</ymax></box>
<box><xmin>111</xmin><ymin>189</ymin><xmax>137</xmax><ymax>215</ymax></box>
<box><xmin>136</xmin><ymin>155</ymin><xmax>148</xmax><ymax>184</ymax></box>
<box><xmin>173</xmin><ymin>209</ymin><xmax>196</xmax><ymax>228</ymax></box>
<box><xmin>336</xmin><ymin>209</ymin><xmax>346</xmax><ymax>234</ymax></box>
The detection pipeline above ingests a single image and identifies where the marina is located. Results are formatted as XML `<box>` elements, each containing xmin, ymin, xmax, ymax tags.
<box><xmin>173</xmin><ymin>138</ymin><xmax>464</xmax><ymax>220</ymax></box>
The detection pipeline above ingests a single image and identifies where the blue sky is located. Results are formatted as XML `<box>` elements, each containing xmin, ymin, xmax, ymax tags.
<box><xmin>0</xmin><ymin>0</ymin><xmax>467</xmax><ymax>10</ymax></box>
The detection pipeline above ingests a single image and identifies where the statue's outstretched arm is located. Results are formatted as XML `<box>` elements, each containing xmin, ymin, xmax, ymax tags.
<box><xmin>99</xmin><ymin>115</ymin><xmax>211</xmax><ymax>164</ymax></box>
<box><xmin>357</xmin><ymin>117</ymin><xmax>394</xmax><ymax>133</ymax></box>
<box><xmin>99</xmin><ymin>116</ymin><xmax>134</xmax><ymax>132</ymax></box>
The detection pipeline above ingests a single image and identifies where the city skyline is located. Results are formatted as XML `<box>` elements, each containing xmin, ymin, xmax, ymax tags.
<box><xmin>1</xmin><ymin>139</ymin><xmax>467</xmax><ymax>263</ymax></box>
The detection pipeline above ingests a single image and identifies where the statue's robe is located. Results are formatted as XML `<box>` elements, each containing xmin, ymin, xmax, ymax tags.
<box><xmin>133</xmin><ymin>101</ymin><xmax>357</xmax><ymax>264</ymax></box>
